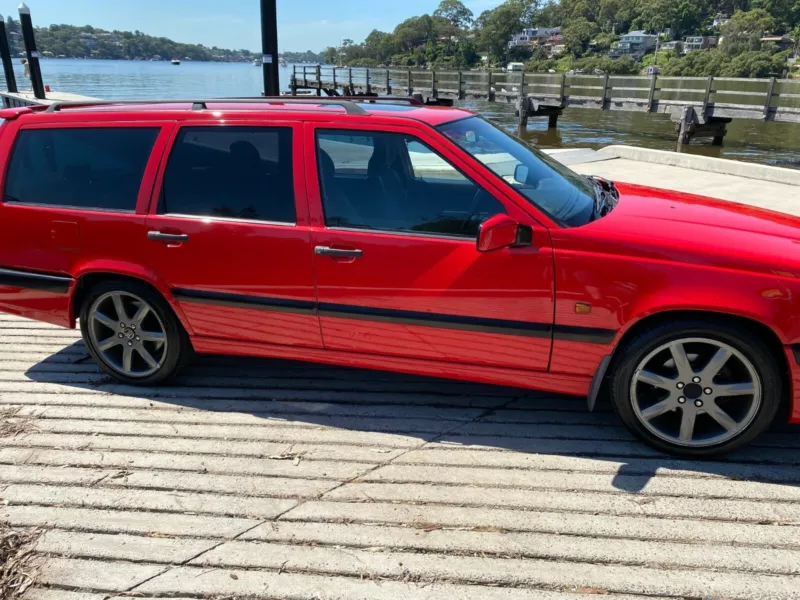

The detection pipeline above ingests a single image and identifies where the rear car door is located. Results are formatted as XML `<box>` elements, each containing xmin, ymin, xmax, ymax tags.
<box><xmin>306</xmin><ymin>121</ymin><xmax>555</xmax><ymax>371</ymax></box>
<box><xmin>0</xmin><ymin>120</ymin><xmax>167</xmax><ymax>327</ymax></box>
<box><xmin>144</xmin><ymin>121</ymin><xmax>323</xmax><ymax>349</ymax></box>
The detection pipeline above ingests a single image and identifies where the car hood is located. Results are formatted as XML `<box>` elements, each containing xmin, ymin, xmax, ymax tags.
<box><xmin>571</xmin><ymin>181</ymin><xmax>800</xmax><ymax>278</ymax></box>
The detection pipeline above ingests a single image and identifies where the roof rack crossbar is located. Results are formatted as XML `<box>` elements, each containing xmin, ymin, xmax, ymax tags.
<box><xmin>45</xmin><ymin>97</ymin><xmax>370</xmax><ymax>115</ymax></box>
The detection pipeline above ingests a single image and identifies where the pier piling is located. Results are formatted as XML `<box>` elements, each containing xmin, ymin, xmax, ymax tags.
<box><xmin>18</xmin><ymin>2</ymin><xmax>44</xmax><ymax>100</ymax></box>
<box><xmin>0</xmin><ymin>14</ymin><xmax>18</xmax><ymax>94</ymax></box>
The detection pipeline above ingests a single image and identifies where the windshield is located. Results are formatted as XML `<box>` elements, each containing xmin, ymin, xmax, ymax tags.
<box><xmin>437</xmin><ymin>116</ymin><xmax>595</xmax><ymax>227</ymax></box>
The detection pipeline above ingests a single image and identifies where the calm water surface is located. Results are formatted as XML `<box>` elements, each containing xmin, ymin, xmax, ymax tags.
<box><xmin>3</xmin><ymin>59</ymin><xmax>799</xmax><ymax>169</ymax></box>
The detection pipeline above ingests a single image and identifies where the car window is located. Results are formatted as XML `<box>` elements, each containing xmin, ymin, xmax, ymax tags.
<box><xmin>316</xmin><ymin>130</ymin><xmax>505</xmax><ymax>238</ymax></box>
<box><xmin>161</xmin><ymin>126</ymin><xmax>295</xmax><ymax>223</ymax></box>
<box><xmin>4</xmin><ymin>127</ymin><xmax>159</xmax><ymax>211</ymax></box>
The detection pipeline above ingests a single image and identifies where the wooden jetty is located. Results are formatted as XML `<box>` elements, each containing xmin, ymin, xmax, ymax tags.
<box><xmin>292</xmin><ymin>65</ymin><xmax>800</xmax><ymax>145</ymax></box>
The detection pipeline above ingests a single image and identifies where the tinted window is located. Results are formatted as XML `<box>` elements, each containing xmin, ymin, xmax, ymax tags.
<box><xmin>161</xmin><ymin>126</ymin><xmax>295</xmax><ymax>223</ymax></box>
<box><xmin>317</xmin><ymin>130</ymin><xmax>505</xmax><ymax>238</ymax></box>
<box><xmin>4</xmin><ymin>127</ymin><xmax>158</xmax><ymax>211</ymax></box>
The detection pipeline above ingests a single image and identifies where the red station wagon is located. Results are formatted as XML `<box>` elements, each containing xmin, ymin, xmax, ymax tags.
<box><xmin>0</xmin><ymin>97</ymin><xmax>798</xmax><ymax>457</ymax></box>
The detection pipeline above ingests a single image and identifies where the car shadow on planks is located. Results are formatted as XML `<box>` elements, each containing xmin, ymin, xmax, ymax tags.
<box><xmin>23</xmin><ymin>340</ymin><xmax>800</xmax><ymax>495</ymax></box>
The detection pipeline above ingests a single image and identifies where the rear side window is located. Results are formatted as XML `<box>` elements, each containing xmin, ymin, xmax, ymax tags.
<box><xmin>161</xmin><ymin>126</ymin><xmax>295</xmax><ymax>224</ymax></box>
<box><xmin>4</xmin><ymin>127</ymin><xmax>159</xmax><ymax>211</ymax></box>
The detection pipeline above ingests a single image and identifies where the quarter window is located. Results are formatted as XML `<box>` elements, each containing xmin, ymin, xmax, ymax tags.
<box><xmin>316</xmin><ymin>130</ymin><xmax>505</xmax><ymax>237</ymax></box>
<box><xmin>4</xmin><ymin>127</ymin><xmax>158</xmax><ymax>211</ymax></box>
<box><xmin>161</xmin><ymin>126</ymin><xmax>295</xmax><ymax>223</ymax></box>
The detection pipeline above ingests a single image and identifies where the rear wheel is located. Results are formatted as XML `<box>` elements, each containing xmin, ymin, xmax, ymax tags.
<box><xmin>609</xmin><ymin>320</ymin><xmax>782</xmax><ymax>457</ymax></box>
<box><xmin>80</xmin><ymin>280</ymin><xmax>187</xmax><ymax>385</ymax></box>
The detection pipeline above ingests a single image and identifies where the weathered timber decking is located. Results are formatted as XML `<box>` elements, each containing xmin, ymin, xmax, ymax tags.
<box><xmin>292</xmin><ymin>66</ymin><xmax>800</xmax><ymax>124</ymax></box>
<box><xmin>2</xmin><ymin>314</ymin><xmax>800</xmax><ymax>599</ymax></box>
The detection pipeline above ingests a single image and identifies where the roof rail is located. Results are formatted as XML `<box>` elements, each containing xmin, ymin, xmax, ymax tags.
<box><xmin>44</xmin><ymin>97</ymin><xmax>370</xmax><ymax>115</ymax></box>
<box><xmin>269</xmin><ymin>95</ymin><xmax>425</xmax><ymax>106</ymax></box>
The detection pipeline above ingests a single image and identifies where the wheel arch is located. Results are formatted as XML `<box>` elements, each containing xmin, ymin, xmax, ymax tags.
<box><xmin>69</xmin><ymin>264</ymin><xmax>193</xmax><ymax>336</ymax></box>
<box><xmin>589</xmin><ymin>309</ymin><xmax>790</xmax><ymax>416</ymax></box>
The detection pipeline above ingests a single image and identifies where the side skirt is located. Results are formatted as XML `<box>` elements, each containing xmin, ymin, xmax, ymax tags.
<box><xmin>190</xmin><ymin>335</ymin><xmax>592</xmax><ymax>397</ymax></box>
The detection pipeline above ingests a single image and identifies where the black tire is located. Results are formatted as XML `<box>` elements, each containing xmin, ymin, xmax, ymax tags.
<box><xmin>79</xmin><ymin>279</ymin><xmax>189</xmax><ymax>385</ymax></box>
<box><xmin>608</xmin><ymin>318</ymin><xmax>782</xmax><ymax>457</ymax></box>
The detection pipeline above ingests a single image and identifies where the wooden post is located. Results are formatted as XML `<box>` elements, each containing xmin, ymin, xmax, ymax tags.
<box><xmin>457</xmin><ymin>70</ymin><xmax>463</xmax><ymax>100</ymax></box>
<box><xmin>290</xmin><ymin>65</ymin><xmax>297</xmax><ymax>95</ymax></box>
<box><xmin>702</xmin><ymin>75</ymin><xmax>713</xmax><ymax>116</ymax></box>
<box><xmin>487</xmin><ymin>71</ymin><xmax>493</xmax><ymax>101</ymax></box>
<box><xmin>431</xmin><ymin>69</ymin><xmax>436</xmax><ymax>98</ymax></box>
<box><xmin>548</xmin><ymin>112</ymin><xmax>559</xmax><ymax>129</ymax></box>
<box><xmin>764</xmin><ymin>77</ymin><xmax>776</xmax><ymax>120</ymax></box>
<box><xmin>316</xmin><ymin>65</ymin><xmax>322</xmax><ymax>96</ymax></box>
<box><xmin>332</xmin><ymin>67</ymin><xmax>337</xmax><ymax>91</ymax></box>
<box><xmin>600</xmin><ymin>73</ymin><xmax>609</xmax><ymax>107</ymax></box>
<box><xmin>386</xmin><ymin>69</ymin><xmax>391</xmax><ymax>94</ymax></box>
<box><xmin>647</xmin><ymin>73</ymin><xmax>657</xmax><ymax>112</ymax></box>
<box><xmin>559</xmin><ymin>73</ymin><xmax>566</xmax><ymax>105</ymax></box>
<box><xmin>407</xmin><ymin>69</ymin><xmax>413</xmax><ymax>95</ymax></box>
<box><xmin>349</xmin><ymin>68</ymin><xmax>353</xmax><ymax>89</ymax></box>
<box><xmin>519</xmin><ymin>70</ymin><xmax>525</xmax><ymax>101</ymax></box>
<box><xmin>366</xmin><ymin>69</ymin><xmax>371</xmax><ymax>94</ymax></box>
<box><xmin>516</xmin><ymin>96</ymin><xmax>529</xmax><ymax>133</ymax></box>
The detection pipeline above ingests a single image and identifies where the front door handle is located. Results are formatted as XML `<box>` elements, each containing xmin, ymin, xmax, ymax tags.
<box><xmin>148</xmin><ymin>231</ymin><xmax>189</xmax><ymax>243</ymax></box>
<box><xmin>314</xmin><ymin>246</ymin><xmax>363</xmax><ymax>258</ymax></box>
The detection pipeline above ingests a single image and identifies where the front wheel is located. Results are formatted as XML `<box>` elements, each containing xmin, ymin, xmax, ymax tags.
<box><xmin>609</xmin><ymin>320</ymin><xmax>782</xmax><ymax>457</ymax></box>
<box><xmin>80</xmin><ymin>280</ymin><xmax>188</xmax><ymax>385</ymax></box>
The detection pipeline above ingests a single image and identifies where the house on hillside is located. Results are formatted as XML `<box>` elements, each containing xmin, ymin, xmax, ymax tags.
<box><xmin>660</xmin><ymin>41</ymin><xmax>683</xmax><ymax>53</ymax></box>
<box><xmin>684</xmin><ymin>36</ymin><xmax>718</xmax><ymax>53</ymax></box>
<box><xmin>509</xmin><ymin>27</ymin><xmax>561</xmax><ymax>49</ymax></box>
<box><xmin>609</xmin><ymin>31</ymin><xmax>657</xmax><ymax>58</ymax></box>
<box><xmin>760</xmin><ymin>35</ymin><xmax>795</xmax><ymax>52</ymax></box>
<box><xmin>712</xmin><ymin>14</ymin><xmax>730</xmax><ymax>30</ymax></box>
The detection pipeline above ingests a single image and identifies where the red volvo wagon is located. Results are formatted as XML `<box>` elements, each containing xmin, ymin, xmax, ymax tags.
<box><xmin>0</xmin><ymin>97</ymin><xmax>798</xmax><ymax>457</ymax></box>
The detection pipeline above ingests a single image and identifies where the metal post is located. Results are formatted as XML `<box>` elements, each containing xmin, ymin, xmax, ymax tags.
<box><xmin>0</xmin><ymin>14</ymin><xmax>18</xmax><ymax>94</ymax></box>
<box><xmin>259</xmin><ymin>0</ymin><xmax>280</xmax><ymax>96</ymax></box>
<box><xmin>18</xmin><ymin>3</ymin><xmax>44</xmax><ymax>99</ymax></box>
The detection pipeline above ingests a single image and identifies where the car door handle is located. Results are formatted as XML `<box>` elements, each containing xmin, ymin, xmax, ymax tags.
<box><xmin>314</xmin><ymin>246</ymin><xmax>363</xmax><ymax>258</ymax></box>
<box><xmin>148</xmin><ymin>231</ymin><xmax>189</xmax><ymax>242</ymax></box>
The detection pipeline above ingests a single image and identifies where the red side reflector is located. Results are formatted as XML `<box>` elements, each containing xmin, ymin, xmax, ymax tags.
<box><xmin>0</xmin><ymin>107</ymin><xmax>34</xmax><ymax>120</ymax></box>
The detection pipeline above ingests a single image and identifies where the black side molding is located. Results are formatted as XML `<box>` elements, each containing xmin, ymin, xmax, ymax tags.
<box><xmin>0</xmin><ymin>267</ymin><xmax>73</xmax><ymax>294</ymax></box>
<box><xmin>172</xmin><ymin>288</ymin><xmax>317</xmax><ymax>316</ymax></box>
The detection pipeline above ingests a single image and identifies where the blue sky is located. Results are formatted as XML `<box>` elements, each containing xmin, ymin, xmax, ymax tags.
<box><xmin>9</xmin><ymin>1</ymin><xmax>505</xmax><ymax>52</ymax></box>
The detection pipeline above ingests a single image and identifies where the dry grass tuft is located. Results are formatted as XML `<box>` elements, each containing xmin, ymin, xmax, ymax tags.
<box><xmin>1</xmin><ymin>522</ymin><xmax>42</xmax><ymax>600</ymax></box>
<box><xmin>0</xmin><ymin>408</ymin><xmax>36</xmax><ymax>439</ymax></box>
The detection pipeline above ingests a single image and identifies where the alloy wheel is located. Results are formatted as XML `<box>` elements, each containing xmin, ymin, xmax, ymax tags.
<box><xmin>87</xmin><ymin>291</ymin><xmax>168</xmax><ymax>378</ymax></box>
<box><xmin>630</xmin><ymin>337</ymin><xmax>761</xmax><ymax>448</ymax></box>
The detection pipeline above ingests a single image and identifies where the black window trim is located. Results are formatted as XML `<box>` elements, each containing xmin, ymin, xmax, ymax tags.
<box><xmin>2</xmin><ymin>125</ymin><xmax>160</xmax><ymax>214</ymax></box>
<box><xmin>315</xmin><ymin>128</ymin><xmax>506</xmax><ymax>241</ymax></box>
<box><xmin>158</xmin><ymin>124</ymin><xmax>298</xmax><ymax>225</ymax></box>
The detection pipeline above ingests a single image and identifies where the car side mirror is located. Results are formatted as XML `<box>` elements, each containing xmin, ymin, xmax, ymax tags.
<box><xmin>514</xmin><ymin>164</ymin><xmax>529</xmax><ymax>184</ymax></box>
<box><xmin>477</xmin><ymin>214</ymin><xmax>532</xmax><ymax>253</ymax></box>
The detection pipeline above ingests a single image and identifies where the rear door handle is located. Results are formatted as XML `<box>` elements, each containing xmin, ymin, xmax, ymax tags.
<box><xmin>314</xmin><ymin>246</ymin><xmax>363</xmax><ymax>258</ymax></box>
<box><xmin>148</xmin><ymin>231</ymin><xmax>189</xmax><ymax>243</ymax></box>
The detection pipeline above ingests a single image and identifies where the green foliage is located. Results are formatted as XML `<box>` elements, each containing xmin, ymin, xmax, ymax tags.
<box><xmin>720</xmin><ymin>8</ymin><xmax>778</xmax><ymax>54</ymax></box>
<box><xmin>433</xmin><ymin>0</ymin><xmax>475</xmax><ymax>29</ymax></box>
<box><xmin>563</xmin><ymin>17</ymin><xmax>599</xmax><ymax>56</ymax></box>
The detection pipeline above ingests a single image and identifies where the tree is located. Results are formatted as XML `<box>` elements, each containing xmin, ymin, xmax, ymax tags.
<box><xmin>477</xmin><ymin>1</ymin><xmax>527</xmax><ymax>63</ymax></box>
<box><xmin>394</xmin><ymin>15</ymin><xmax>437</xmax><ymax>51</ymax></box>
<box><xmin>433</xmin><ymin>0</ymin><xmax>474</xmax><ymax>30</ymax></box>
<box><xmin>720</xmin><ymin>9</ymin><xmax>778</xmax><ymax>55</ymax></box>
<box><xmin>563</xmin><ymin>17</ymin><xmax>599</xmax><ymax>56</ymax></box>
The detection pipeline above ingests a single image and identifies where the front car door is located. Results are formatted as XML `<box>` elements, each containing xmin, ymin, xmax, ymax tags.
<box><xmin>145</xmin><ymin>120</ymin><xmax>323</xmax><ymax>349</ymax></box>
<box><xmin>305</xmin><ymin>121</ymin><xmax>554</xmax><ymax>371</ymax></box>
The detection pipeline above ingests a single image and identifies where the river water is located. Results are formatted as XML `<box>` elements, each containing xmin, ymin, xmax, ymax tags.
<box><xmin>2</xmin><ymin>58</ymin><xmax>799</xmax><ymax>169</ymax></box>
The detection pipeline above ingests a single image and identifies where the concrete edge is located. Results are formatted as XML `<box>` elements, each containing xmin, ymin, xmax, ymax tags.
<box><xmin>597</xmin><ymin>145</ymin><xmax>800</xmax><ymax>186</ymax></box>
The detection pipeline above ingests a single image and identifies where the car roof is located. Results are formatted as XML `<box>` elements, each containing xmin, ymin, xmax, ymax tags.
<box><xmin>9</xmin><ymin>98</ymin><xmax>475</xmax><ymax>128</ymax></box>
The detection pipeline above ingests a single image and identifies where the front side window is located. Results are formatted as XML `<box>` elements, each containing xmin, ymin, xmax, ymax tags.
<box><xmin>438</xmin><ymin>116</ymin><xmax>595</xmax><ymax>227</ymax></box>
<box><xmin>4</xmin><ymin>127</ymin><xmax>159</xmax><ymax>211</ymax></box>
<box><xmin>316</xmin><ymin>129</ymin><xmax>505</xmax><ymax>238</ymax></box>
<box><xmin>161</xmin><ymin>126</ymin><xmax>295</xmax><ymax>223</ymax></box>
